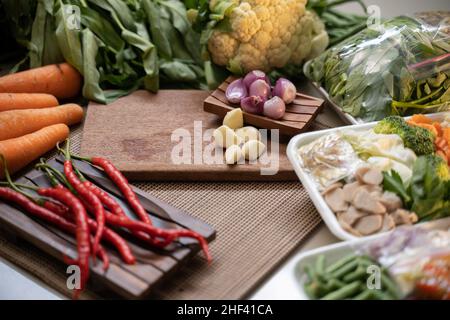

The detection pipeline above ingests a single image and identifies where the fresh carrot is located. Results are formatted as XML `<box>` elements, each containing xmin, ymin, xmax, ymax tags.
<box><xmin>0</xmin><ymin>93</ymin><xmax>59</xmax><ymax>112</ymax></box>
<box><xmin>0</xmin><ymin>63</ymin><xmax>82</xmax><ymax>99</ymax></box>
<box><xmin>0</xmin><ymin>104</ymin><xmax>83</xmax><ymax>141</ymax></box>
<box><xmin>409</xmin><ymin>114</ymin><xmax>433</xmax><ymax>125</ymax></box>
<box><xmin>0</xmin><ymin>124</ymin><xmax>69</xmax><ymax>178</ymax></box>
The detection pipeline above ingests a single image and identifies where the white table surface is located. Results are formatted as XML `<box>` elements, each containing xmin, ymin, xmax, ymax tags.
<box><xmin>1</xmin><ymin>0</ymin><xmax>448</xmax><ymax>300</ymax></box>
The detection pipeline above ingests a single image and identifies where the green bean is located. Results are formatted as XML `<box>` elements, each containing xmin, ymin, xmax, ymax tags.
<box><xmin>369</xmin><ymin>289</ymin><xmax>392</xmax><ymax>300</ymax></box>
<box><xmin>381</xmin><ymin>273</ymin><xmax>402</xmax><ymax>299</ymax></box>
<box><xmin>327</xmin><ymin>278</ymin><xmax>346</xmax><ymax>291</ymax></box>
<box><xmin>331</xmin><ymin>259</ymin><xmax>360</xmax><ymax>279</ymax></box>
<box><xmin>315</xmin><ymin>255</ymin><xmax>326</xmax><ymax>275</ymax></box>
<box><xmin>325</xmin><ymin>254</ymin><xmax>357</xmax><ymax>273</ymax></box>
<box><xmin>352</xmin><ymin>289</ymin><xmax>374</xmax><ymax>300</ymax></box>
<box><xmin>321</xmin><ymin>281</ymin><xmax>363</xmax><ymax>300</ymax></box>
<box><xmin>343</xmin><ymin>266</ymin><xmax>367</xmax><ymax>282</ymax></box>
<box><xmin>304</xmin><ymin>282</ymin><xmax>317</xmax><ymax>299</ymax></box>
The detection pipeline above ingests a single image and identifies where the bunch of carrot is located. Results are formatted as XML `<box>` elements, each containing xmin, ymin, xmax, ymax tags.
<box><xmin>407</xmin><ymin>114</ymin><xmax>450</xmax><ymax>165</ymax></box>
<box><xmin>0</xmin><ymin>63</ymin><xmax>84</xmax><ymax>177</ymax></box>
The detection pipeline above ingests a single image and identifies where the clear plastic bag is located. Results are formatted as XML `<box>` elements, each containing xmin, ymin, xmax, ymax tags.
<box><xmin>360</xmin><ymin>225</ymin><xmax>450</xmax><ymax>299</ymax></box>
<box><xmin>304</xmin><ymin>11</ymin><xmax>450</xmax><ymax>122</ymax></box>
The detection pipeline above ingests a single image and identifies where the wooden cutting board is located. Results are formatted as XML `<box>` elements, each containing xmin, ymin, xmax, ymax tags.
<box><xmin>81</xmin><ymin>90</ymin><xmax>296</xmax><ymax>181</ymax></box>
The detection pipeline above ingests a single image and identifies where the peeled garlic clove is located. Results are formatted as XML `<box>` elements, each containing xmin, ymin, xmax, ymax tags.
<box><xmin>236</xmin><ymin>126</ymin><xmax>261</xmax><ymax>143</ymax></box>
<box><xmin>223</xmin><ymin>108</ymin><xmax>244</xmax><ymax>130</ymax></box>
<box><xmin>242</xmin><ymin>140</ymin><xmax>266</xmax><ymax>161</ymax></box>
<box><xmin>225</xmin><ymin>145</ymin><xmax>243</xmax><ymax>165</ymax></box>
<box><xmin>213</xmin><ymin>125</ymin><xmax>240</xmax><ymax>148</ymax></box>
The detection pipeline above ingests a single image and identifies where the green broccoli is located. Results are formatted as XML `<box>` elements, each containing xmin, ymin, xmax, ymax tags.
<box><xmin>423</xmin><ymin>154</ymin><xmax>450</xmax><ymax>181</ymax></box>
<box><xmin>373</xmin><ymin>116</ymin><xmax>435</xmax><ymax>155</ymax></box>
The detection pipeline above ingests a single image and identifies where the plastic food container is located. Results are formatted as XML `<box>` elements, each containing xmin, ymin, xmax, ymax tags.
<box><xmin>286</xmin><ymin>112</ymin><xmax>449</xmax><ymax>241</ymax></box>
<box><xmin>293</xmin><ymin>217</ymin><xmax>450</xmax><ymax>300</ymax></box>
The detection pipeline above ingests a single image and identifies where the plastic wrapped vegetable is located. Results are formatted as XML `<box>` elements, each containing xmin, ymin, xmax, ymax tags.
<box><xmin>361</xmin><ymin>224</ymin><xmax>450</xmax><ymax>299</ymax></box>
<box><xmin>304</xmin><ymin>12</ymin><xmax>450</xmax><ymax>122</ymax></box>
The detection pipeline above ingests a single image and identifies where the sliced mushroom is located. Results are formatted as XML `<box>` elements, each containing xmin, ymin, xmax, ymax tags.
<box><xmin>380</xmin><ymin>214</ymin><xmax>396</xmax><ymax>232</ymax></box>
<box><xmin>353</xmin><ymin>215</ymin><xmax>383</xmax><ymax>235</ymax></box>
<box><xmin>324</xmin><ymin>188</ymin><xmax>349</xmax><ymax>212</ymax></box>
<box><xmin>352</xmin><ymin>188</ymin><xmax>386</xmax><ymax>215</ymax></box>
<box><xmin>380</xmin><ymin>191</ymin><xmax>402</xmax><ymax>212</ymax></box>
<box><xmin>337</xmin><ymin>216</ymin><xmax>362</xmax><ymax>237</ymax></box>
<box><xmin>321</xmin><ymin>182</ymin><xmax>344</xmax><ymax>196</ymax></box>
<box><xmin>361</xmin><ymin>168</ymin><xmax>384</xmax><ymax>185</ymax></box>
<box><xmin>355</xmin><ymin>167</ymin><xmax>370</xmax><ymax>184</ymax></box>
<box><xmin>342</xmin><ymin>181</ymin><xmax>362</xmax><ymax>203</ymax></box>
<box><xmin>337</xmin><ymin>206</ymin><xmax>367</xmax><ymax>226</ymax></box>
<box><xmin>391</xmin><ymin>209</ymin><xmax>418</xmax><ymax>225</ymax></box>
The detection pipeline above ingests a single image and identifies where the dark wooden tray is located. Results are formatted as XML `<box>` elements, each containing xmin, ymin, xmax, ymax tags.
<box><xmin>0</xmin><ymin>157</ymin><xmax>215</xmax><ymax>299</ymax></box>
<box><xmin>204</xmin><ymin>76</ymin><xmax>325</xmax><ymax>136</ymax></box>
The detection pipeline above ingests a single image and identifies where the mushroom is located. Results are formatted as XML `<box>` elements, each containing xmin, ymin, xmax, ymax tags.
<box><xmin>361</xmin><ymin>168</ymin><xmax>384</xmax><ymax>185</ymax></box>
<box><xmin>337</xmin><ymin>216</ymin><xmax>362</xmax><ymax>237</ymax></box>
<box><xmin>355</xmin><ymin>166</ymin><xmax>370</xmax><ymax>184</ymax></box>
<box><xmin>342</xmin><ymin>181</ymin><xmax>362</xmax><ymax>202</ymax></box>
<box><xmin>321</xmin><ymin>182</ymin><xmax>343</xmax><ymax>196</ymax></box>
<box><xmin>324</xmin><ymin>188</ymin><xmax>349</xmax><ymax>212</ymax></box>
<box><xmin>353</xmin><ymin>215</ymin><xmax>383</xmax><ymax>235</ymax></box>
<box><xmin>337</xmin><ymin>206</ymin><xmax>366</xmax><ymax>226</ymax></box>
<box><xmin>391</xmin><ymin>209</ymin><xmax>418</xmax><ymax>225</ymax></box>
<box><xmin>380</xmin><ymin>214</ymin><xmax>396</xmax><ymax>232</ymax></box>
<box><xmin>380</xmin><ymin>191</ymin><xmax>402</xmax><ymax>212</ymax></box>
<box><xmin>352</xmin><ymin>188</ymin><xmax>386</xmax><ymax>215</ymax></box>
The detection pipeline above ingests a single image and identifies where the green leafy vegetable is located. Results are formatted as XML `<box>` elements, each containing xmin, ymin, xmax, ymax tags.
<box><xmin>2</xmin><ymin>0</ymin><xmax>206</xmax><ymax>103</ymax></box>
<box><xmin>305</xmin><ymin>12</ymin><xmax>450</xmax><ymax>121</ymax></box>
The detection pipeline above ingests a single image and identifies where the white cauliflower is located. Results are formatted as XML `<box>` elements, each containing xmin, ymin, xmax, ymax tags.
<box><xmin>205</xmin><ymin>0</ymin><xmax>329</xmax><ymax>74</ymax></box>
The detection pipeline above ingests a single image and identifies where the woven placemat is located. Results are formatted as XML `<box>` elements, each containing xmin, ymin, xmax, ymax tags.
<box><xmin>0</xmin><ymin>106</ymin><xmax>344</xmax><ymax>299</ymax></box>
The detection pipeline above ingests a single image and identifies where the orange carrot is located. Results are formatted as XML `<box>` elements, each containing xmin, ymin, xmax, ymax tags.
<box><xmin>0</xmin><ymin>124</ymin><xmax>69</xmax><ymax>178</ymax></box>
<box><xmin>409</xmin><ymin>114</ymin><xmax>433</xmax><ymax>125</ymax></box>
<box><xmin>0</xmin><ymin>93</ymin><xmax>59</xmax><ymax>112</ymax></box>
<box><xmin>0</xmin><ymin>103</ymin><xmax>83</xmax><ymax>141</ymax></box>
<box><xmin>0</xmin><ymin>63</ymin><xmax>82</xmax><ymax>99</ymax></box>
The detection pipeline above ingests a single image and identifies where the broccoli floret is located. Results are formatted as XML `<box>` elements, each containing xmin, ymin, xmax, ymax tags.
<box><xmin>374</xmin><ymin>116</ymin><xmax>435</xmax><ymax>155</ymax></box>
<box><xmin>423</xmin><ymin>154</ymin><xmax>450</xmax><ymax>181</ymax></box>
<box><xmin>373</xmin><ymin>116</ymin><xmax>407</xmax><ymax>136</ymax></box>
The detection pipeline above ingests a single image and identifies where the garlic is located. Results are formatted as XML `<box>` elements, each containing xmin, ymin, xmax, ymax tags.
<box><xmin>242</xmin><ymin>140</ymin><xmax>266</xmax><ymax>161</ymax></box>
<box><xmin>223</xmin><ymin>108</ymin><xmax>244</xmax><ymax>130</ymax></box>
<box><xmin>225</xmin><ymin>145</ymin><xmax>243</xmax><ymax>164</ymax></box>
<box><xmin>235</xmin><ymin>126</ymin><xmax>261</xmax><ymax>143</ymax></box>
<box><xmin>213</xmin><ymin>125</ymin><xmax>241</xmax><ymax>148</ymax></box>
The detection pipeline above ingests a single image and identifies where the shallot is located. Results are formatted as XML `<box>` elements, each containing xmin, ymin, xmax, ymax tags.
<box><xmin>241</xmin><ymin>96</ymin><xmax>264</xmax><ymax>115</ymax></box>
<box><xmin>243</xmin><ymin>70</ymin><xmax>269</xmax><ymax>88</ymax></box>
<box><xmin>226</xmin><ymin>79</ymin><xmax>247</xmax><ymax>104</ymax></box>
<box><xmin>273</xmin><ymin>78</ymin><xmax>297</xmax><ymax>104</ymax></box>
<box><xmin>263</xmin><ymin>96</ymin><xmax>285</xmax><ymax>119</ymax></box>
<box><xmin>249</xmin><ymin>79</ymin><xmax>270</xmax><ymax>100</ymax></box>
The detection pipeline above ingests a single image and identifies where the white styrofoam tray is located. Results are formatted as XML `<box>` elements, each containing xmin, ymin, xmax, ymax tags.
<box><xmin>293</xmin><ymin>217</ymin><xmax>450</xmax><ymax>300</ymax></box>
<box><xmin>287</xmin><ymin>112</ymin><xmax>449</xmax><ymax>241</ymax></box>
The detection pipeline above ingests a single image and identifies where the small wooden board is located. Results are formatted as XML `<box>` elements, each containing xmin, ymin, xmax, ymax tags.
<box><xmin>80</xmin><ymin>90</ymin><xmax>297</xmax><ymax>182</ymax></box>
<box><xmin>204</xmin><ymin>77</ymin><xmax>325</xmax><ymax>136</ymax></box>
<box><xmin>0</xmin><ymin>157</ymin><xmax>215</xmax><ymax>299</ymax></box>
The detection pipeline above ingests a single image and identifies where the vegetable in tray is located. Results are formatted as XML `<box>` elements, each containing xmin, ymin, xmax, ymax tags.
<box><xmin>301</xmin><ymin>224</ymin><xmax>450</xmax><ymax>300</ymax></box>
<box><xmin>304</xmin><ymin>11</ymin><xmax>450</xmax><ymax>122</ymax></box>
<box><xmin>297</xmin><ymin>113</ymin><xmax>450</xmax><ymax>238</ymax></box>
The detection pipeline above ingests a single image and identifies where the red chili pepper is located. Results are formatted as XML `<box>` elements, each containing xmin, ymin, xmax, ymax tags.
<box><xmin>37</xmin><ymin>187</ymin><xmax>91</xmax><ymax>291</ymax></box>
<box><xmin>83</xmin><ymin>180</ymin><xmax>127</xmax><ymax>217</ymax></box>
<box><xmin>83</xmin><ymin>180</ymin><xmax>159</xmax><ymax>247</ymax></box>
<box><xmin>102</xmin><ymin>209</ymin><xmax>211</xmax><ymax>262</ymax></box>
<box><xmin>63</xmin><ymin>160</ymin><xmax>105</xmax><ymax>257</ymax></box>
<box><xmin>51</xmin><ymin>202</ymin><xmax>136</xmax><ymax>265</ymax></box>
<box><xmin>91</xmin><ymin>157</ymin><xmax>153</xmax><ymax>225</ymax></box>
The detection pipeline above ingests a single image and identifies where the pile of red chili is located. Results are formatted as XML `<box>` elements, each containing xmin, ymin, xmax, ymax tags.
<box><xmin>0</xmin><ymin>143</ymin><xmax>211</xmax><ymax>298</ymax></box>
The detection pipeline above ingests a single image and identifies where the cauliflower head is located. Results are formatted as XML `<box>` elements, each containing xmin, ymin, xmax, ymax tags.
<box><xmin>206</xmin><ymin>0</ymin><xmax>329</xmax><ymax>74</ymax></box>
